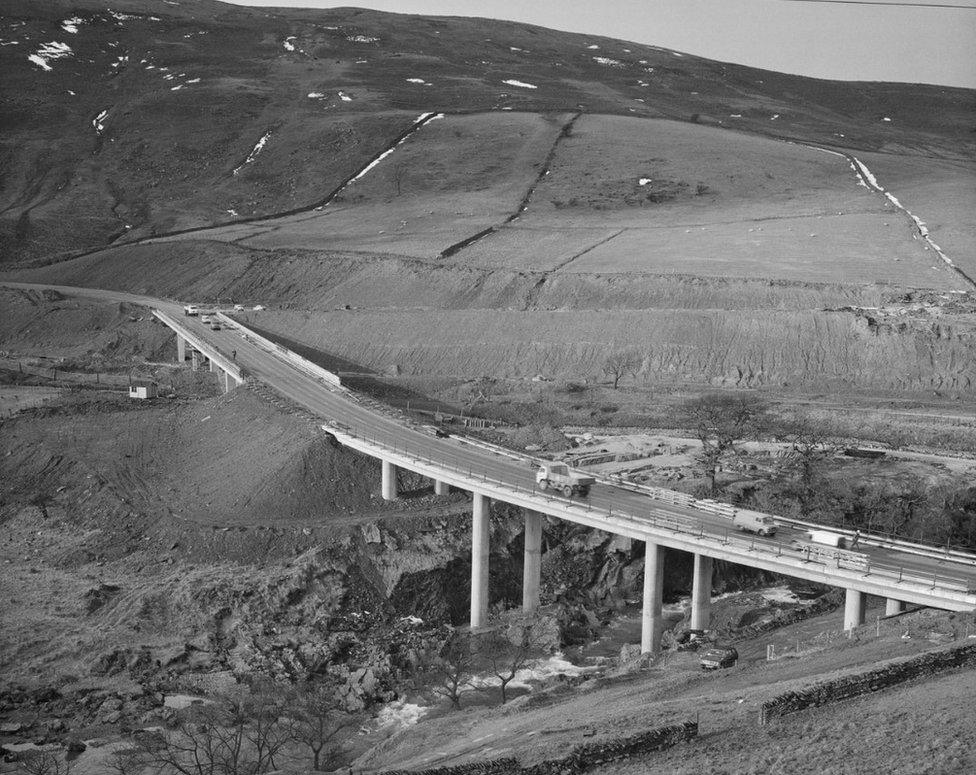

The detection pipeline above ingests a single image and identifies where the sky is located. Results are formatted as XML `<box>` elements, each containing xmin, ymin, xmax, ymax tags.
<box><xmin>221</xmin><ymin>0</ymin><xmax>976</xmax><ymax>88</ymax></box>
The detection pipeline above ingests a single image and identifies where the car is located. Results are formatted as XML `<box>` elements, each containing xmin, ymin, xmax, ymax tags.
<box><xmin>252</xmin><ymin>305</ymin><xmax>266</xmax><ymax>311</ymax></box>
<box><xmin>699</xmin><ymin>646</ymin><xmax>738</xmax><ymax>670</ymax></box>
<box><xmin>233</xmin><ymin>304</ymin><xmax>245</xmax><ymax>311</ymax></box>
<box><xmin>200</xmin><ymin>314</ymin><xmax>212</xmax><ymax>324</ymax></box>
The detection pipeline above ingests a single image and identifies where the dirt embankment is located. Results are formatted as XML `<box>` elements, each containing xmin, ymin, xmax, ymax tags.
<box><xmin>243</xmin><ymin>304</ymin><xmax>976</xmax><ymax>395</ymax></box>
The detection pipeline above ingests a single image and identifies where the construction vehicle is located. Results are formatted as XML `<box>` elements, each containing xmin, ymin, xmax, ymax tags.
<box><xmin>183</xmin><ymin>304</ymin><xmax>199</xmax><ymax>316</ymax></box>
<box><xmin>699</xmin><ymin>645</ymin><xmax>738</xmax><ymax>670</ymax></box>
<box><xmin>536</xmin><ymin>462</ymin><xmax>595</xmax><ymax>498</ymax></box>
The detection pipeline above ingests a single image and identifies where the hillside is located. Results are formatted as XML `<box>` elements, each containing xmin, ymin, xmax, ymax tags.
<box><xmin>1</xmin><ymin>0</ymin><xmax>973</xmax><ymax>264</ymax></box>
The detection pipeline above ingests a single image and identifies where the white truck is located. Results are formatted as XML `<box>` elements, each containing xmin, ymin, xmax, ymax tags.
<box><xmin>732</xmin><ymin>510</ymin><xmax>777</xmax><ymax>537</ymax></box>
<box><xmin>536</xmin><ymin>462</ymin><xmax>595</xmax><ymax>498</ymax></box>
<box><xmin>183</xmin><ymin>304</ymin><xmax>200</xmax><ymax>316</ymax></box>
<box><xmin>807</xmin><ymin>529</ymin><xmax>845</xmax><ymax>548</ymax></box>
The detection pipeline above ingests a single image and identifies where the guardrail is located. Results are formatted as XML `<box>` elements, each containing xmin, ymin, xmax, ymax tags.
<box><xmin>216</xmin><ymin>312</ymin><xmax>342</xmax><ymax>389</ymax></box>
<box><xmin>324</xmin><ymin>423</ymin><xmax>976</xmax><ymax>605</ymax></box>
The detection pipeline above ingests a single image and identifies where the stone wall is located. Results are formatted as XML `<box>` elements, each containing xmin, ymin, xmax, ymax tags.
<box><xmin>378</xmin><ymin>720</ymin><xmax>698</xmax><ymax>774</ymax></box>
<box><xmin>759</xmin><ymin>642</ymin><xmax>976</xmax><ymax>725</ymax></box>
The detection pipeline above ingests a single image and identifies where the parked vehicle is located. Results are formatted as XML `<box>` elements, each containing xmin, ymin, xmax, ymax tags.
<box><xmin>732</xmin><ymin>510</ymin><xmax>777</xmax><ymax>537</ymax></box>
<box><xmin>536</xmin><ymin>462</ymin><xmax>595</xmax><ymax>498</ymax></box>
<box><xmin>699</xmin><ymin>645</ymin><xmax>738</xmax><ymax>670</ymax></box>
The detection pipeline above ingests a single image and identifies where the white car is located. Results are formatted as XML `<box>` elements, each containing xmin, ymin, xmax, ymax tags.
<box><xmin>233</xmin><ymin>304</ymin><xmax>245</xmax><ymax>311</ymax></box>
<box><xmin>252</xmin><ymin>305</ymin><xmax>266</xmax><ymax>311</ymax></box>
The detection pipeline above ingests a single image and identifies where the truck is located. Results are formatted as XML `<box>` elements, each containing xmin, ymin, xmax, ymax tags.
<box><xmin>536</xmin><ymin>462</ymin><xmax>595</xmax><ymax>498</ymax></box>
<box><xmin>807</xmin><ymin>529</ymin><xmax>845</xmax><ymax>548</ymax></box>
<box><xmin>732</xmin><ymin>510</ymin><xmax>777</xmax><ymax>537</ymax></box>
<box><xmin>183</xmin><ymin>304</ymin><xmax>199</xmax><ymax>316</ymax></box>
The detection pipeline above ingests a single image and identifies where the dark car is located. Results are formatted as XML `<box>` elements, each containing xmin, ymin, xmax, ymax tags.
<box><xmin>699</xmin><ymin>646</ymin><xmax>738</xmax><ymax>670</ymax></box>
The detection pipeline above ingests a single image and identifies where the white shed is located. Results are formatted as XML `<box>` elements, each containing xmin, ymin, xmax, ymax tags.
<box><xmin>128</xmin><ymin>382</ymin><xmax>158</xmax><ymax>400</ymax></box>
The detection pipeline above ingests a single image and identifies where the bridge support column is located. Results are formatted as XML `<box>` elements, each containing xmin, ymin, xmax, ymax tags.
<box><xmin>208</xmin><ymin>358</ymin><xmax>216</xmax><ymax>373</ymax></box>
<box><xmin>223</xmin><ymin>370</ymin><xmax>232</xmax><ymax>393</ymax></box>
<box><xmin>191</xmin><ymin>351</ymin><xmax>200</xmax><ymax>371</ymax></box>
<box><xmin>641</xmin><ymin>542</ymin><xmax>664</xmax><ymax>654</ymax></box>
<box><xmin>844</xmin><ymin>589</ymin><xmax>866</xmax><ymax>630</ymax></box>
<box><xmin>885</xmin><ymin>598</ymin><xmax>905</xmax><ymax>617</ymax></box>
<box><xmin>690</xmin><ymin>554</ymin><xmax>713</xmax><ymax>631</ymax></box>
<box><xmin>471</xmin><ymin>493</ymin><xmax>490</xmax><ymax>628</ymax></box>
<box><xmin>381</xmin><ymin>460</ymin><xmax>398</xmax><ymax>501</ymax></box>
<box><xmin>433</xmin><ymin>479</ymin><xmax>449</xmax><ymax>496</ymax></box>
<box><xmin>522</xmin><ymin>511</ymin><xmax>542</xmax><ymax>614</ymax></box>
<box><xmin>176</xmin><ymin>335</ymin><xmax>186</xmax><ymax>363</ymax></box>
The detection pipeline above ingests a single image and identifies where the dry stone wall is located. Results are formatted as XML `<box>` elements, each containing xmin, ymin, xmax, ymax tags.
<box><xmin>759</xmin><ymin>642</ymin><xmax>976</xmax><ymax>724</ymax></box>
<box><xmin>378</xmin><ymin>720</ymin><xmax>697</xmax><ymax>774</ymax></box>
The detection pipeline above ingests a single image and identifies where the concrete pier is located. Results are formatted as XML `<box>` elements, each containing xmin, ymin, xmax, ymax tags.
<box><xmin>471</xmin><ymin>493</ymin><xmax>490</xmax><ymax>628</ymax></box>
<box><xmin>381</xmin><ymin>460</ymin><xmax>398</xmax><ymax>501</ymax></box>
<box><xmin>176</xmin><ymin>336</ymin><xmax>186</xmax><ymax>363</ymax></box>
<box><xmin>434</xmin><ymin>479</ymin><xmax>449</xmax><ymax>496</ymax></box>
<box><xmin>690</xmin><ymin>553</ymin><xmax>713</xmax><ymax>631</ymax></box>
<box><xmin>223</xmin><ymin>370</ymin><xmax>232</xmax><ymax>393</ymax></box>
<box><xmin>191</xmin><ymin>351</ymin><xmax>200</xmax><ymax>371</ymax></box>
<box><xmin>208</xmin><ymin>358</ymin><xmax>216</xmax><ymax>373</ymax></box>
<box><xmin>522</xmin><ymin>511</ymin><xmax>543</xmax><ymax>614</ymax></box>
<box><xmin>885</xmin><ymin>598</ymin><xmax>905</xmax><ymax>617</ymax></box>
<box><xmin>641</xmin><ymin>542</ymin><xmax>664</xmax><ymax>654</ymax></box>
<box><xmin>845</xmin><ymin>588</ymin><xmax>866</xmax><ymax>630</ymax></box>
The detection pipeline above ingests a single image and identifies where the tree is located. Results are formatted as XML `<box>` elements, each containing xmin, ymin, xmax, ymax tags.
<box><xmin>287</xmin><ymin>681</ymin><xmax>361</xmax><ymax>772</ymax></box>
<box><xmin>15</xmin><ymin>751</ymin><xmax>71</xmax><ymax>775</ymax></box>
<box><xmin>602</xmin><ymin>350</ymin><xmax>640</xmax><ymax>389</ymax></box>
<box><xmin>777</xmin><ymin>415</ymin><xmax>836</xmax><ymax>511</ymax></box>
<box><xmin>111</xmin><ymin>689</ymin><xmax>291</xmax><ymax>775</ymax></box>
<box><xmin>425</xmin><ymin>628</ymin><xmax>475</xmax><ymax>710</ymax></box>
<box><xmin>681</xmin><ymin>392</ymin><xmax>768</xmax><ymax>494</ymax></box>
<box><xmin>476</xmin><ymin>612</ymin><xmax>550</xmax><ymax>704</ymax></box>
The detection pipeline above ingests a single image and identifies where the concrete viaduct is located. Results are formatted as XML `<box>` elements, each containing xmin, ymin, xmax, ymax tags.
<box><xmin>33</xmin><ymin>288</ymin><xmax>966</xmax><ymax>657</ymax></box>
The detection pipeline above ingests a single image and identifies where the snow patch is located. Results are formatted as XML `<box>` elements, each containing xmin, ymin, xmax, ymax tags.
<box><xmin>307</xmin><ymin>92</ymin><xmax>325</xmax><ymax>98</ymax></box>
<box><xmin>61</xmin><ymin>17</ymin><xmax>83</xmax><ymax>34</ymax></box>
<box><xmin>28</xmin><ymin>41</ymin><xmax>72</xmax><ymax>71</ymax></box>
<box><xmin>282</xmin><ymin>37</ymin><xmax>295</xmax><ymax>51</ymax></box>
<box><xmin>92</xmin><ymin>109</ymin><xmax>108</xmax><ymax>133</ymax></box>
<box><xmin>761</xmin><ymin>586</ymin><xmax>800</xmax><ymax>604</ymax></box>
<box><xmin>111</xmin><ymin>55</ymin><xmax>128</xmax><ymax>68</ymax></box>
<box><xmin>730</xmin><ymin>113</ymin><xmax>742</xmax><ymax>118</ymax></box>
<box><xmin>233</xmin><ymin>131</ymin><xmax>271</xmax><ymax>176</ymax></box>
<box><xmin>592</xmin><ymin>56</ymin><xmax>621</xmax><ymax>66</ymax></box>
<box><xmin>406</xmin><ymin>77</ymin><xmax>426</xmax><ymax>84</ymax></box>
<box><xmin>510</xmin><ymin>46</ymin><xmax>524</xmax><ymax>52</ymax></box>
<box><xmin>226</xmin><ymin>209</ymin><xmax>238</xmax><ymax>217</ymax></box>
<box><xmin>171</xmin><ymin>84</ymin><xmax>182</xmax><ymax>91</ymax></box>
<box><xmin>470</xmin><ymin>654</ymin><xmax>597</xmax><ymax>693</ymax></box>
<box><xmin>338</xmin><ymin>91</ymin><xmax>352</xmax><ymax>102</ymax></box>
<box><xmin>672</xmin><ymin>51</ymin><xmax>683</xmax><ymax>57</ymax></box>
<box><xmin>0</xmin><ymin>40</ymin><xmax>19</xmax><ymax>46</ymax></box>
<box><xmin>882</xmin><ymin>116</ymin><xmax>891</xmax><ymax>122</ymax></box>
<box><xmin>770</xmin><ymin>114</ymin><xmax>780</xmax><ymax>120</ymax></box>
<box><xmin>186</xmin><ymin>78</ymin><xmax>200</xmax><ymax>84</ymax></box>
<box><xmin>503</xmin><ymin>79</ymin><xmax>536</xmax><ymax>89</ymax></box>
<box><xmin>638</xmin><ymin>178</ymin><xmax>651</xmax><ymax>186</ymax></box>
<box><xmin>343</xmin><ymin>113</ymin><xmax>443</xmax><ymax>188</ymax></box>
<box><xmin>586</xmin><ymin>44</ymin><xmax>599</xmax><ymax>49</ymax></box>
<box><xmin>347</xmin><ymin>35</ymin><xmax>378</xmax><ymax>43</ymax></box>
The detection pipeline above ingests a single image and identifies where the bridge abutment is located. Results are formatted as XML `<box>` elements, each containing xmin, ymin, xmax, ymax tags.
<box><xmin>690</xmin><ymin>553</ymin><xmax>713</xmax><ymax>631</ymax></box>
<box><xmin>471</xmin><ymin>493</ymin><xmax>490</xmax><ymax>628</ymax></box>
<box><xmin>641</xmin><ymin>542</ymin><xmax>664</xmax><ymax>654</ymax></box>
<box><xmin>844</xmin><ymin>589</ymin><xmax>866</xmax><ymax>630</ymax></box>
<box><xmin>522</xmin><ymin>511</ymin><xmax>543</xmax><ymax>614</ymax></box>
<box><xmin>381</xmin><ymin>460</ymin><xmax>398</xmax><ymax>501</ymax></box>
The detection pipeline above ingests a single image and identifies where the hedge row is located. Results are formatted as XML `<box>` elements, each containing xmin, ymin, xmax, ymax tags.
<box><xmin>379</xmin><ymin>720</ymin><xmax>698</xmax><ymax>774</ymax></box>
<box><xmin>760</xmin><ymin>641</ymin><xmax>976</xmax><ymax>724</ymax></box>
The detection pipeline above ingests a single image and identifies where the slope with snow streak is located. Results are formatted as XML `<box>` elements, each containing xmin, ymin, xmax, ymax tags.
<box><xmin>848</xmin><ymin>156</ymin><xmax>973</xmax><ymax>287</ymax></box>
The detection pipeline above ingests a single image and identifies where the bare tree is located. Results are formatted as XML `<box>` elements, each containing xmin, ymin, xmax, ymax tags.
<box><xmin>425</xmin><ymin>628</ymin><xmax>476</xmax><ymax>710</ymax></box>
<box><xmin>602</xmin><ymin>350</ymin><xmax>640</xmax><ymax>389</ymax></box>
<box><xmin>15</xmin><ymin>751</ymin><xmax>72</xmax><ymax>775</ymax></box>
<box><xmin>681</xmin><ymin>392</ymin><xmax>768</xmax><ymax>494</ymax></box>
<box><xmin>113</xmin><ymin>690</ymin><xmax>290</xmax><ymax>775</ymax></box>
<box><xmin>287</xmin><ymin>681</ymin><xmax>361</xmax><ymax>772</ymax></box>
<box><xmin>476</xmin><ymin>612</ymin><xmax>549</xmax><ymax>704</ymax></box>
